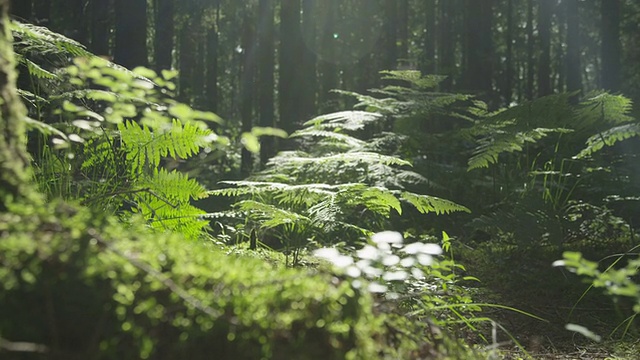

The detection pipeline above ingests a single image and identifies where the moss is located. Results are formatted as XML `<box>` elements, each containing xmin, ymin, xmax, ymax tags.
<box><xmin>0</xmin><ymin>200</ymin><xmax>396</xmax><ymax>359</ymax></box>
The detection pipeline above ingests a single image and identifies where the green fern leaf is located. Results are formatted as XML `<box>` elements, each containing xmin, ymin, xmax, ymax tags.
<box><xmin>401</xmin><ymin>191</ymin><xmax>470</xmax><ymax>215</ymax></box>
<box><xmin>576</xmin><ymin>123</ymin><xmax>640</xmax><ymax>158</ymax></box>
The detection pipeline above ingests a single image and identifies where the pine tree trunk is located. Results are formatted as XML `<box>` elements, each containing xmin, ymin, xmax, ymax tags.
<box><xmin>421</xmin><ymin>0</ymin><xmax>436</xmax><ymax>75</ymax></box>
<box><xmin>0</xmin><ymin>0</ymin><xmax>36</xmax><ymax>210</ymax></box>
<box><xmin>525</xmin><ymin>0</ymin><xmax>534</xmax><ymax>100</ymax></box>
<box><xmin>565</xmin><ymin>0</ymin><xmax>581</xmax><ymax>96</ymax></box>
<box><xmin>462</xmin><ymin>0</ymin><xmax>493</xmax><ymax>103</ymax></box>
<box><xmin>258</xmin><ymin>0</ymin><xmax>275</xmax><ymax>165</ymax></box>
<box><xmin>279</xmin><ymin>0</ymin><xmax>303</xmax><ymax>143</ymax></box>
<box><xmin>600</xmin><ymin>0</ymin><xmax>621</xmax><ymax>92</ymax></box>
<box><xmin>537</xmin><ymin>0</ymin><xmax>552</xmax><ymax>97</ymax></box>
<box><xmin>90</xmin><ymin>0</ymin><xmax>111</xmax><ymax>57</ymax></box>
<box><xmin>300</xmin><ymin>0</ymin><xmax>317</xmax><ymax>119</ymax></box>
<box><xmin>154</xmin><ymin>0</ymin><xmax>174</xmax><ymax>71</ymax></box>
<box><xmin>240</xmin><ymin>9</ymin><xmax>255</xmax><ymax>176</ymax></box>
<box><xmin>504</xmin><ymin>0</ymin><xmax>514</xmax><ymax>105</ymax></box>
<box><xmin>319</xmin><ymin>0</ymin><xmax>338</xmax><ymax>112</ymax></box>
<box><xmin>398</xmin><ymin>0</ymin><xmax>409</xmax><ymax>63</ymax></box>
<box><xmin>381</xmin><ymin>0</ymin><xmax>397</xmax><ymax>70</ymax></box>
<box><xmin>438</xmin><ymin>0</ymin><xmax>455</xmax><ymax>91</ymax></box>
<box><xmin>114</xmin><ymin>0</ymin><xmax>148</xmax><ymax>69</ymax></box>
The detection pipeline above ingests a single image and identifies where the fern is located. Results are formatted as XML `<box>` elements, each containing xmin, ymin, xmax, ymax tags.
<box><xmin>576</xmin><ymin>123</ymin><xmax>640</xmax><ymax>159</ymax></box>
<box><xmin>401</xmin><ymin>191</ymin><xmax>471</xmax><ymax>215</ymax></box>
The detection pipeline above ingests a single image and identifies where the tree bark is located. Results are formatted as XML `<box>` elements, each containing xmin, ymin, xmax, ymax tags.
<box><xmin>565</xmin><ymin>0</ymin><xmax>581</xmax><ymax>96</ymax></box>
<box><xmin>90</xmin><ymin>0</ymin><xmax>111</xmax><ymax>57</ymax></box>
<box><xmin>279</xmin><ymin>0</ymin><xmax>304</xmax><ymax>143</ymax></box>
<box><xmin>462</xmin><ymin>0</ymin><xmax>494</xmax><ymax>102</ymax></box>
<box><xmin>438</xmin><ymin>0</ymin><xmax>455</xmax><ymax>91</ymax></box>
<box><xmin>504</xmin><ymin>0</ymin><xmax>514</xmax><ymax>105</ymax></box>
<box><xmin>319</xmin><ymin>0</ymin><xmax>338</xmax><ymax>112</ymax></box>
<box><xmin>537</xmin><ymin>0</ymin><xmax>552</xmax><ymax>97</ymax></box>
<box><xmin>600</xmin><ymin>0</ymin><xmax>621</xmax><ymax>92</ymax></box>
<box><xmin>240</xmin><ymin>8</ymin><xmax>256</xmax><ymax>176</ymax></box>
<box><xmin>258</xmin><ymin>0</ymin><xmax>275</xmax><ymax>165</ymax></box>
<box><xmin>0</xmin><ymin>0</ymin><xmax>37</xmax><ymax>209</ymax></box>
<box><xmin>398</xmin><ymin>0</ymin><xmax>409</xmax><ymax>63</ymax></box>
<box><xmin>114</xmin><ymin>0</ymin><xmax>148</xmax><ymax>69</ymax></box>
<box><xmin>421</xmin><ymin>0</ymin><xmax>436</xmax><ymax>75</ymax></box>
<box><xmin>205</xmin><ymin>6</ymin><xmax>219</xmax><ymax>112</ymax></box>
<box><xmin>526</xmin><ymin>0</ymin><xmax>534</xmax><ymax>100</ymax></box>
<box><xmin>154</xmin><ymin>0</ymin><xmax>174</xmax><ymax>71</ymax></box>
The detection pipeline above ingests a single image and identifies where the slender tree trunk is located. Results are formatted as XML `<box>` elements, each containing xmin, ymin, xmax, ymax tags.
<box><xmin>504</xmin><ymin>0</ymin><xmax>514</xmax><ymax>105</ymax></box>
<box><xmin>11</xmin><ymin>0</ymin><xmax>32</xmax><ymax>20</ymax></box>
<box><xmin>205</xmin><ymin>5</ymin><xmax>219</xmax><ymax>112</ymax></box>
<box><xmin>114</xmin><ymin>0</ymin><xmax>148</xmax><ymax>69</ymax></box>
<box><xmin>0</xmin><ymin>0</ymin><xmax>37</xmax><ymax>209</ymax></box>
<box><xmin>319</xmin><ymin>0</ymin><xmax>338</xmax><ymax>112</ymax></box>
<box><xmin>258</xmin><ymin>0</ymin><xmax>275</xmax><ymax>165</ymax></box>
<box><xmin>90</xmin><ymin>0</ymin><xmax>111</xmax><ymax>57</ymax></box>
<box><xmin>566</xmin><ymin>0</ymin><xmax>581</xmax><ymax>97</ymax></box>
<box><xmin>178</xmin><ymin>20</ymin><xmax>195</xmax><ymax>103</ymax></box>
<box><xmin>462</xmin><ymin>0</ymin><xmax>493</xmax><ymax>102</ymax></box>
<box><xmin>381</xmin><ymin>0</ymin><xmax>398</xmax><ymax>70</ymax></box>
<box><xmin>279</xmin><ymin>0</ymin><xmax>304</xmax><ymax>141</ymax></box>
<box><xmin>526</xmin><ymin>0</ymin><xmax>534</xmax><ymax>99</ymax></box>
<box><xmin>398</xmin><ymin>0</ymin><xmax>409</xmax><ymax>63</ymax></box>
<box><xmin>154</xmin><ymin>0</ymin><xmax>174</xmax><ymax>71</ymax></box>
<box><xmin>301</xmin><ymin>0</ymin><xmax>317</xmax><ymax>119</ymax></box>
<box><xmin>240</xmin><ymin>9</ymin><xmax>256</xmax><ymax>176</ymax></box>
<box><xmin>537</xmin><ymin>0</ymin><xmax>552</xmax><ymax>97</ymax></box>
<box><xmin>555</xmin><ymin>0</ymin><xmax>566</xmax><ymax>92</ymax></box>
<box><xmin>421</xmin><ymin>0</ymin><xmax>436</xmax><ymax>75</ymax></box>
<box><xmin>438</xmin><ymin>0</ymin><xmax>455</xmax><ymax>91</ymax></box>
<box><xmin>600</xmin><ymin>0</ymin><xmax>621</xmax><ymax>92</ymax></box>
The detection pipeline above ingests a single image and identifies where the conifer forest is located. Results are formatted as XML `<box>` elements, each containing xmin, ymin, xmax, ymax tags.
<box><xmin>3</xmin><ymin>0</ymin><xmax>640</xmax><ymax>358</ymax></box>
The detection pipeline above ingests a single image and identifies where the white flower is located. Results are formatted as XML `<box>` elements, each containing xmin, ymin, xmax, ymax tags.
<box><xmin>367</xmin><ymin>282</ymin><xmax>388</xmax><ymax>293</ymax></box>
<box><xmin>356</xmin><ymin>245</ymin><xmax>380</xmax><ymax>260</ymax></box>
<box><xmin>381</xmin><ymin>254</ymin><xmax>400</xmax><ymax>266</ymax></box>
<box><xmin>416</xmin><ymin>254</ymin><xmax>434</xmax><ymax>266</ymax></box>
<box><xmin>313</xmin><ymin>248</ymin><xmax>353</xmax><ymax>268</ymax></box>
<box><xmin>371</xmin><ymin>231</ymin><xmax>403</xmax><ymax>245</ymax></box>
<box><xmin>383</xmin><ymin>270</ymin><xmax>408</xmax><ymax>281</ymax></box>
<box><xmin>402</xmin><ymin>242</ymin><xmax>443</xmax><ymax>255</ymax></box>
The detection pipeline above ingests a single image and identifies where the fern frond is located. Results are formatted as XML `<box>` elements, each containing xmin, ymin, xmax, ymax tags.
<box><xmin>379</xmin><ymin>70</ymin><xmax>445</xmax><ymax>89</ymax></box>
<box><xmin>576</xmin><ymin>123</ymin><xmax>640</xmax><ymax>158</ymax></box>
<box><xmin>290</xmin><ymin>128</ymin><xmax>366</xmax><ymax>148</ymax></box>
<box><xmin>235</xmin><ymin>200</ymin><xmax>311</xmax><ymax>229</ymax></box>
<box><xmin>271</xmin><ymin>152</ymin><xmax>411</xmax><ymax>168</ymax></box>
<box><xmin>575</xmin><ymin>93</ymin><xmax>634</xmax><ymax>129</ymax></box>
<box><xmin>468</xmin><ymin>128</ymin><xmax>572</xmax><ymax>170</ymax></box>
<box><xmin>12</xmin><ymin>21</ymin><xmax>91</xmax><ymax>58</ymax></box>
<box><xmin>142</xmin><ymin>169</ymin><xmax>208</xmax><ymax>202</ymax></box>
<box><xmin>401</xmin><ymin>191</ymin><xmax>470</xmax><ymax>215</ymax></box>
<box><xmin>302</xmin><ymin>110</ymin><xmax>383</xmax><ymax>130</ymax></box>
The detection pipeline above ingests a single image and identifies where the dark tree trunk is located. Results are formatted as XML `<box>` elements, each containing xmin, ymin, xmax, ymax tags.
<box><xmin>381</xmin><ymin>0</ymin><xmax>397</xmax><ymax>70</ymax></box>
<box><xmin>566</xmin><ymin>0</ymin><xmax>581</xmax><ymax>96</ymax></box>
<box><xmin>205</xmin><ymin>7</ymin><xmax>219</xmax><ymax>112</ymax></box>
<box><xmin>526</xmin><ymin>0</ymin><xmax>534</xmax><ymax>99</ymax></box>
<box><xmin>462</xmin><ymin>0</ymin><xmax>493</xmax><ymax>102</ymax></box>
<box><xmin>114</xmin><ymin>0</ymin><xmax>148</xmax><ymax>69</ymax></box>
<box><xmin>279</xmin><ymin>0</ymin><xmax>304</xmax><ymax>142</ymax></box>
<box><xmin>600</xmin><ymin>0</ymin><xmax>621</xmax><ymax>92</ymax></box>
<box><xmin>555</xmin><ymin>0</ymin><xmax>566</xmax><ymax>92</ymax></box>
<box><xmin>438</xmin><ymin>0</ymin><xmax>455</xmax><ymax>91</ymax></box>
<box><xmin>240</xmin><ymin>9</ymin><xmax>256</xmax><ymax>176</ymax></box>
<box><xmin>178</xmin><ymin>20</ymin><xmax>195</xmax><ymax>103</ymax></box>
<box><xmin>258</xmin><ymin>0</ymin><xmax>275</xmax><ymax>165</ymax></box>
<box><xmin>90</xmin><ymin>0</ymin><xmax>111</xmax><ymax>57</ymax></box>
<box><xmin>51</xmin><ymin>0</ymin><xmax>87</xmax><ymax>44</ymax></box>
<box><xmin>10</xmin><ymin>0</ymin><xmax>32</xmax><ymax>20</ymax></box>
<box><xmin>398</xmin><ymin>0</ymin><xmax>409</xmax><ymax>62</ymax></box>
<box><xmin>300</xmin><ymin>0</ymin><xmax>317</xmax><ymax>119</ymax></box>
<box><xmin>319</xmin><ymin>0</ymin><xmax>338</xmax><ymax>112</ymax></box>
<box><xmin>537</xmin><ymin>0</ymin><xmax>552</xmax><ymax>97</ymax></box>
<box><xmin>154</xmin><ymin>0</ymin><xmax>174</xmax><ymax>71</ymax></box>
<box><xmin>504</xmin><ymin>0</ymin><xmax>514</xmax><ymax>105</ymax></box>
<box><xmin>421</xmin><ymin>0</ymin><xmax>436</xmax><ymax>75</ymax></box>
<box><xmin>0</xmin><ymin>0</ymin><xmax>36</xmax><ymax>209</ymax></box>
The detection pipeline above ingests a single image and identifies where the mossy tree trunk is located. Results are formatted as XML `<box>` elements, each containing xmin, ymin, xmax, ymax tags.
<box><xmin>0</xmin><ymin>0</ymin><xmax>36</xmax><ymax>210</ymax></box>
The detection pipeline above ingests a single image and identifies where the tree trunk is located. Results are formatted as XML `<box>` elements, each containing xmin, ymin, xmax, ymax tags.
<box><xmin>464</xmin><ymin>0</ymin><xmax>494</xmax><ymax>99</ymax></box>
<box><xmin>0</xmin><ymin>0</ymin><xmax>37</xmax><ymax>209</ymax></box>
<box><xmin>600</xmin><ymin>0</ymin><xmax>621</xmax><ymax>92</ymax></box>
<box><xmin>438</xmin><ymin>0</ymin><xmax>455</xmax><ymax>91</ymax></box>
<box><xmin>154</xmin><ymin>0</ymin><xmax>174</xmax><ymax>71</ymax></box>
<box><xmin>205</xmin><ymin>6</ymin><xmax>219</xmax><ymax>112</ymax></box>
<box><xmin>421</xmin><ymin>0</ymin><xmax>436</xmax><ymax>75</ymax></box>
<box><xmin>90</xmin><ymin>0</ymin><xmax>111</xmax><ymax>57</ymax></box>
<box><xmin>537</xmin><ymin>0</ymin><xmax>552</xmax><ymax>97</ymax></box>
<box><xmin>114</xmin><ymin>0</ymin><xmax>148</xmax><ymax>69</ymax></box>
<box><xmin>319</xmin><ymin>0</ymin><xmax>338</xmax><ymax>112</ymax></box>
<box><xmin>240</xmin><ymin>8</ymin><xmax>256</xmax><ymax>176</ymax></box>
<box><xmin>504</xmin><ymin>0</ymin><xmax>513</xmax><ymax>105</ymax></box>
<box><xmin>565</xmin><ymin>0</ymin><xmax>581</xmax><ymax>96</ymax></box>
<box><xmin>279</xmin><ymin>0</ymin><xmax>304</xmax><ymax>142</ymax></box>
<box><xmin>258</xmin><ymin>0</ymin><xmax>275</xmax><ymax>165</ymax></box>
<box><xmin>398</xmin><ymin>0</ymin><xmax>409</xmax><ymax>63</ymax></box>
<box><xmin>178</xmin><ymin>19</ymin><xmax>195</xmax><ymax>103</ymax></box>
<box><xmin>381</xmin><ymin>0</ymin><xmax>397</xmax><ymax>70</ymax></box>
<box><xmin>526</xmin><ymin>0</ymin><xmax>534</xmax><ymax>100</ymax></box>
<box><xmin>300</xmin><ymin>0</ymin><xmax>317</xmax><ymax>120</ymax></box>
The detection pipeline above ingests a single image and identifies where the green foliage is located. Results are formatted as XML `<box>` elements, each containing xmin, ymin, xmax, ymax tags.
<box><xmin>0</xmin><ymin>201</ymin><xmax>396</xmax><ymax>359</ymax></box>
<box><xmin>210</xmin><ymin>105</ymin><xmax>469</xmax><ymax>257</ymax></box>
